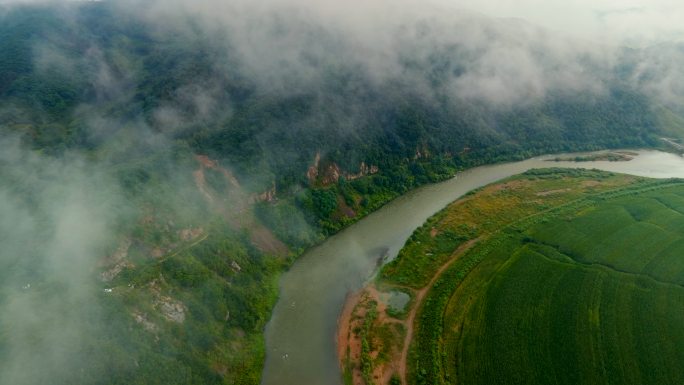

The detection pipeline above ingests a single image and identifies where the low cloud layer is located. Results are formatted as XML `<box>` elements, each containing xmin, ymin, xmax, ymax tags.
<box><xmin>103</xmin><ymin>0</ymin><xmax>608</xmax><ymax>107</ymax></box>
<box><xmin>426</xmin><ymin>0</ymin><xmax>684</xmax><ymax>45</ymax></box>
<box><xmin>3</xmin><ymin>0</ymin><xmax>679</xmax><ymax>110</ymax></box>
<box><xmin>0</xmin><ymin>137</ymin><xmax>126</xmax><ymax>385</ymax></box>
<box><xmin>0</xmin><ymin>1</ymin><xmax>683</xmax><ymax>382</ymax></box>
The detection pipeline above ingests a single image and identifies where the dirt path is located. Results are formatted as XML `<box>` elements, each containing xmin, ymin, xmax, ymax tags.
<box><xmin>337</xmin><ymin>237</ymin><xmax>481</xmax><ymax>385</ymax></box>
<box><xmin>396</xmin><ymin>237</ymin><xmax>480</xmax><ymax>385</ymax></box>
<box><xmin>155</xmin><ymin>232</ymin><xmax>209</xmax><ymax>265</ymax></box>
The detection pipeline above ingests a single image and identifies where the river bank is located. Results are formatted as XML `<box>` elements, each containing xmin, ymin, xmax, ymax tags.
<box><xmin>337</xmin><ymin>237</ymin><xmax>481</xmax><ymax>385</ymax></box>
<box><xmin>262</xmin><ymin>150</ymin><xmax>684</xmax><ymax>385</ymax></box>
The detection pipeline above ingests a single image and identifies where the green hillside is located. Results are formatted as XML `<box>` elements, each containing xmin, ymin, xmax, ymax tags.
<box><xmin>1</xmin><ymin>2</ymin><xmax>684</xmax><ymax>385</ymax></box>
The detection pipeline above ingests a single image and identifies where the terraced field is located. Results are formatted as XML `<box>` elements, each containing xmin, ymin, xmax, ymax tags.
<box><xmin>411</xmin><ymin>175</ymin><xmax>684</xmax><ymax>385</ymax></box>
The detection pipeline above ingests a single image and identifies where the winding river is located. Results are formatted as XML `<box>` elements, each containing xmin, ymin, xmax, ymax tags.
<box><xmin>261</xmin><ymin>150</ymin><xmax>684</xmax><ymax>385</ymax></box>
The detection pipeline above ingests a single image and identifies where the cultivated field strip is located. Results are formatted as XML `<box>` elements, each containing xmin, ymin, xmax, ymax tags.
<box><xmin>395</xmin><ymin>172</ymin><xmax>684</xmax><ymax>385</ymax></box>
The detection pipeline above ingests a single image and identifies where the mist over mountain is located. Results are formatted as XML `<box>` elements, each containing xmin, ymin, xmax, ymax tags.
<box><xmin>1</xmin><ymin>1</ymin><xmax>684</xmax><ymax>384</ymax></box>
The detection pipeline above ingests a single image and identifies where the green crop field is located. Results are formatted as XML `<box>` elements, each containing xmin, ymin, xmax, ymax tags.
<box><xmin>381</xmin><ymin>170</ymin><xmax>684</xmax><ymax>385</ymax></box>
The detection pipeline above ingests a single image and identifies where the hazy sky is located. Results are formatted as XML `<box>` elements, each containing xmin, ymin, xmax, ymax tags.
<box><xmin>440</xmin><ymin>0</ymin><xmax>684</xmax><ymax>44</ymax></box>
<box><xmin>1</xmin><ymin>0</ymin><xmax>682</xmax><ymax>45</ymax></box>
<box><xmin>209</xmin><ymin>0</ymin><xmax>684</xmax><ymax>45</ymax></box>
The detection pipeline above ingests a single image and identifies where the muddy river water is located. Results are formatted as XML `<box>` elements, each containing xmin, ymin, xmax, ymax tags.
<box><xmin>261</xmin><ymin>150</ymin><xmax>684</xmax><ymax>385</ymax></box>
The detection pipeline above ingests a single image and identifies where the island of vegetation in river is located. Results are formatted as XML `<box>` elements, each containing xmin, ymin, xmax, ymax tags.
<box><xmin>546</xmin><ymin>151</ymin><xmax>638</xmax><ymax>163</ymax></box>
<box><xmin>340</xmin><ymin>168</ymin><xmax>684</xmax><ymax>385</ymax></box>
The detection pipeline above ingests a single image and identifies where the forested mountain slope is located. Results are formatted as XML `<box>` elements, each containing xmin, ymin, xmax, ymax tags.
<box><xmin>0</xmin><ymin>2</ymin><xmax>683</xmax><ymax>384</ymax></box>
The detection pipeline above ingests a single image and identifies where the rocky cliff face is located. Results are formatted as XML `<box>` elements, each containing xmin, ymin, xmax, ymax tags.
<box><xmin>249</xmin><ymin>182</ymin><xmax>277</xmax><ymax>204</ymax></box>
<box><xmin>307</xmin><ymin>152</ymin><xmax>378</xmax><ymax>186</ymax></box>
